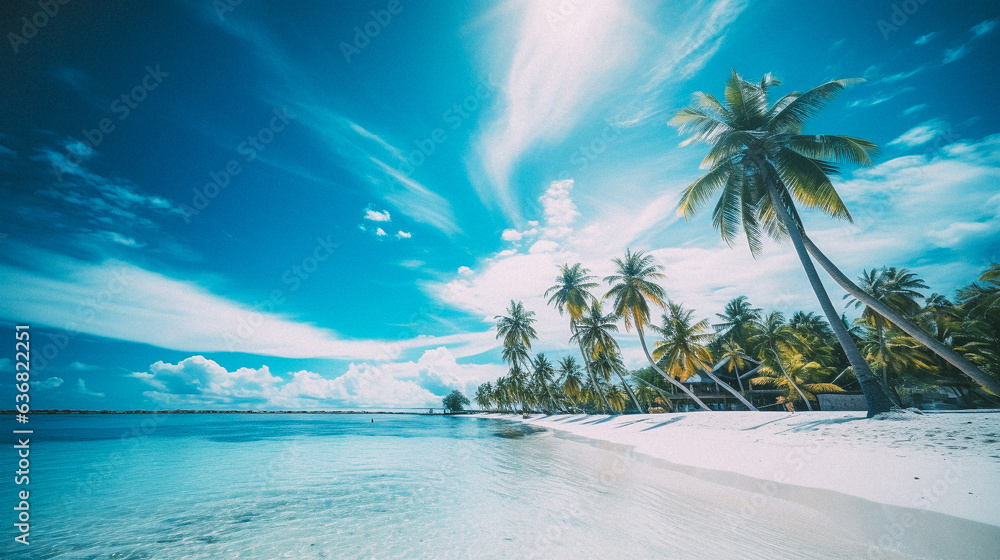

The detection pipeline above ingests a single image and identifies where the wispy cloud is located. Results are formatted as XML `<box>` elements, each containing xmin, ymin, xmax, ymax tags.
<box><xmin>0</xmin><ymin>248</ymin><xmax>493</xmax><ymax>361</ymax></box>
<box><xmin>75</xmin><ymin>378</ymin><xmax>105</xmax><ymax>398</ymax></box>
<box><xmin>943</xmin><ymin>19</ymin><xmax>997</xmax><ymax>64</ymax></box>
<box><xmin>903</xmin><ymin>104</ymin><xmax>927</xmax><ymax>116</ymax></box>
<box><xmin>472</xmin><ymin>0</ymin><xmax>744</xmax><ymax>222</ymax></box>
<box><xmin>914</xmin><ymin>32</ymin><xmax>937</xmax><ymax>45</ymax></box>
<box><xmin>887</xmin><ymin>119</ymin><xmax>946</xmax><ymax>148</ymax></box>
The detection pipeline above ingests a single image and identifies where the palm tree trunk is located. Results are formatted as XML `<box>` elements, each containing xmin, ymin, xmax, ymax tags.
<box><xmin>802</xmin><ymin>234</ymin><xmax>1000</xmax><ymax>396</ymax></box>
<box><xmin>877</xmin><ymin>324</ymin><xmax>888</xmax><ymax>388</ymax></box>
<box><xmin>697</xmin><ymin>364</ymin><xmax>758</xmax><ymax>410</ymax></box>
<box><xmin>637</xmin><ymin>328</ymin><xmax>712</xmax><ymax>411</ymax></box>
<box><xmin>764</xmin><ymin>178</ymin><xmax>895</xmax><ymax>416</ymax></box>
<box><xmin>577</xmin><ymin>338</ymin><xmax>613</xmax><ymax>413</ymax></box>
<box><xmin>613</xmin><ymin>369</ymin><xmax>644</xmax><ymax>413</ymax></box>
<box><xmin>772</xmin><ymin>348</ymin><xmax>813</xmax><ymax>411</ymax></box>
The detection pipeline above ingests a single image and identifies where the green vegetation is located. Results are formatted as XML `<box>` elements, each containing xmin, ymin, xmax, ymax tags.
<box><xmin>474</xmin><ymin>72</ymin><xmax>1000</xmax><ymax>417</ymax></box>
<box><xmin>442</xmin><ymin>390</ymin><xmax>470</xmax><ymax>413</ymax></box>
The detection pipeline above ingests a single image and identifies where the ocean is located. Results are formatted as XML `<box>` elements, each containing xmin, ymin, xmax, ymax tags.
<box><xmin>0</xmin><ymin>413</ymin><xmax>964</xmax><ymax>559</ymax></box>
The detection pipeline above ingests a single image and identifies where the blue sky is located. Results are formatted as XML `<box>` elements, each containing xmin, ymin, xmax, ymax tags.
<box><xmin>1</xmin><ymin>0</ymin><xmax>998</xmax><ymax>410</ymax></box>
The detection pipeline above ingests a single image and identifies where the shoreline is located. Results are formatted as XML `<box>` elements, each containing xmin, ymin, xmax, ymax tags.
<box><xmin>473</xmin><ymin>410</ymin><xmax>1000</xmax><ymax>529</ymax></box>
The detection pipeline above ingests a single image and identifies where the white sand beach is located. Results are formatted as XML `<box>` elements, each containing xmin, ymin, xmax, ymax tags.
<box><xmin>475</xmin><ymin>411</ymin><xmax>1000</xmax><ymax>530</ymax></box>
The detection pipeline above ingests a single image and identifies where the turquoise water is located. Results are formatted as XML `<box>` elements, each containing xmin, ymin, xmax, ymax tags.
<box><xmin>1</xmin><ymin>414</ymin><xmax>996</xmax><ymax>559</ymax></box>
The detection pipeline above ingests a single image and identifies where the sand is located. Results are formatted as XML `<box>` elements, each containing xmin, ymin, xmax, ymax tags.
<box><xmin>473</xmin><ymin>410</ymin><xmax>1000</xmax><ymax>530</ymax></box>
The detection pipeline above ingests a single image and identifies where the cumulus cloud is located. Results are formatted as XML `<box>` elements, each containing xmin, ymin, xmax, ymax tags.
<box><xmin>375</xmin><ymin>228</ymin><xmax>387</xmax><ymax>237</ymax></box>
<box><xmin>395</xmin><ymin>230</ymin><xmax>412</xmax><ymax>239</ymax></box>
<box><xmin>30</xmin><ymin>377</ymin><xmax>64</xmax><ymax>390</ymax></box>
<box><xmin>130</xmin><ymin>350</ymin><xmax>504</xmax><ymax>409</ymax></box>
<box><xmin>364</xmin><ymin>208</ymin><xmax>391</xmax><ymax>222</ymax></box>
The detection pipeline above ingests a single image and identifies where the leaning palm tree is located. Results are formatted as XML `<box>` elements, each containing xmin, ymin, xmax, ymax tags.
<box><xmin>545</xmin><ymin>264</ymin><xmax>613</xmax><ymax>412</ymax></box>
<box><xmin>573</xmin><ymin>301</ymin><xmax>644</xmax><ymax>412</ymax></box>
<box><xmin>846</xmin><ymin>267</ymin><xmax>928</xmax><ymax>394</ymax></box>
<box><xmin>671</xmin><ymin>71</ymin><xmax>896</xmax><ymax>415</ymax></box>
<box><xmin>653</xmin><ymin>301</ymin><xmax>758</xmax><ymax>410</ymax></box>
<box><xmin>803</xmin><ymin>242</ymin><xmax>1000</xmax><ymax>395</ymax></box>
<box><xmin>604</xmin><ymin>249</ymin><xmax>711</xmax><ymax>411</ymax></box>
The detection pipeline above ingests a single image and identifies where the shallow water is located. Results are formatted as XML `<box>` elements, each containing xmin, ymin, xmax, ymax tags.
<box><xmin>1</xmin><ymin>414</ymin><xmax>996</xmax><ymax>559</ymax></box>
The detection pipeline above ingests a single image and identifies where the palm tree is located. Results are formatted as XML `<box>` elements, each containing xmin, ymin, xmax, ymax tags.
<box><xmin>748</xmin><ymin>311</ymin><xmax>816</xmax><ymax>410</ymax></box>
<box><xmin>604</xmin><ymin>249</ymin><xmax>711</xmax><ymax>411</ymax></box>
<box><xmin>545</xmin><ymin>264</ymin><xmax>613</xmax><ymax>413</ymax></box>
<box><xmin>671</xmin><ymin>71</ymin><xmax>896</xmax><ymax>415</ymax></box>
<box><xmin>495</xmin><ymin>300</ymin><xmax>537</xmax><ymax>413</ymax></box>
<box><xmin>557</xmin><ymin>356</ymin><xmax>584</xmax><ymax>408</ymax></box>
<box><xmin>751</xmin><ymin>353</ymin><xmax>845</xmax><ymax>411</ymax></box>
<box><xmin>802</xmin><ymin>240</ymin><xmax>999</xmax><ymax>395</ymax></box>
<box><xmin>475</xmin><ymin>382</ymin><xmax>492</xmax><ymax>411</ymax></box>
<box><xmin>573</xmin><ymin>301</ymin><xmax>644</xmax><ymax>412</ymax></box>
<box><xmin>531</xmin><ymin>353</ymin><xmax>562</xmax><ymax>413</ymax></box>
<box><xmin>718</xmin><ymin>340</ymin><xmax>750</xmax><ymax>392</ymax></box>
<box><xmin>846</xmin><ymin>267</ymin><xmax>928</xmax><ymax>396</ymax></box>
<box><xmin>714</xmin><ymin>296</ymin><xmax>762</xmax><ymax>349</ymax></box>
<box><xmin>653</xmin><ymin>301</ymin><xmax>758</xmax><ymax>410</ymax></box>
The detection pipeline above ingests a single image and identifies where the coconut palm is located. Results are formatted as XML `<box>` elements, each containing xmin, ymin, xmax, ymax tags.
<box><xmin>653</xmin><ymin>301</ymin><xmax>758</xmax><ymax>410</ymax></box>
<box><xmin>495</xmin><ymin>300</ymin><xmax>537</xmax><ymax>412</ymax></box>
<box><xmin>750</xmin><ymin>353</ymin><xmax>845</xmax><ymax>410</ymax></box>
<box><xmin>747</xmin><ymin>311</ymin><xmax>818</xmax><ymax>410</ymax></box>
<box><xmin>803</xmin><ymin>247</ymin><xmax>998</xmax><ymax>394</ymax></box>
<box><xmin>572</xmin><ymin>301</ymin><xmax>644</xmax><ymax>412</ymax></box>
<box><xmin>846</xmin><ymin>267</ymin><xmax>928</xmax><ymax>395</ymax></box>
<box><xmin>671</xmin><ymin>71</ymin><xmax>896</xmax><ymax>415</ymax></box>
<box><xmin>475</xmin><ymin>383</ymin><xmax>492</xmax><ymax>411</ymax></box>
<box><xmin>604</xmin><ymin>249</ymin><xmax>711</xmax><ymax>411</ymax></box>
<box><xmin>531</xmin><ymin>353</ymin><xmax>562</xmax><ymax>413</ymax></box>
<box><xmin>557</xmin><ymin>356</ymin><xmax>585</xmax><ymax>408</ymax></box>
<box><xmin>545</xmin><ymin>264</ymin><xmax>613</xmax><ymax>412</ymax></box>
<box><xmin>714</xmin><ymin>296</ymin><xmax>762</xmax><ymax>349</ymax></box>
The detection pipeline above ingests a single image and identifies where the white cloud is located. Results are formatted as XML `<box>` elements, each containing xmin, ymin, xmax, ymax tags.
<box><xmin>31</xmin><ymin>377</ymin><xmax>64</xmax><ymax>390</ymax></box>
<box><xmin>501</xmin><ymin>228</ymin><xmax>524</xmax><ymax>241</ymax></box>
<box><xmin>0</xmin><ymin>249</ymin><xmax>494</xmax><ymax>361</ymax></box>
<box><xmin>375</xmin><ymin>228</ymin><xmax>387</xmax><ymax>237</ymax></box>
<box><xmin>903</xmin><ymin>104</ymin><xmax>927</xmax><ymax>116</ymax></box>
<box><xmin>395</xmin><ymin>230</ymin><xmax>412</xmax><ymax>239</ymax></box>
<box><xmin>971</xmin><ymin>19</ymin><xmax>997</xmax><ymax>38</ymax></box>
<box><xmin>131</xmin><ymin>350</ymin><xmax>505</xmax><ymax>409</ymax></box>
<box><xmin>69</xmin><ymin>361</ymin><xmax>98</xmax><ymax>371</ymax></box>
<box><xmin>944</xmin><ymin>45</ymin><xmax>968</xmax><ymax>64</ymax></box>
<box><xmin>364</xmin><ymin>208</ymin><xmax>391</xmax><ymax>222</ymax></box>
<box><xmin>914</xmin><ymin>32</ymin><xmax>937</xmax><ymax>45</ymax></box>
<box><xmin>75</xmin><ymin>378</ymin><xmax>104</xmax><ymax>398</ymax></box>
<box><xmin>473</xmin><ymin>0</ymin><xmax>744</xmax><ymax>219</ymax></box>
<box><xmin>887</xmin><ymin>119</ymin><xmax>945</xmax><ymax>148</ymax></box>
<box><xmin>457</xmin><ymin>266</ymin><xmax>473</xmax><ymax>276</ymax></box>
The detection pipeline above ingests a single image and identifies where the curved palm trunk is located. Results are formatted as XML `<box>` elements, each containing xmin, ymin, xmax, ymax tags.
<box><xmin>637</xmin><ymin>328</ymin><xmax>712</xmax><ymax>411</ymax></box>
<box><xmin>613</xmin><ymin>369</ymin><xmax>644</xmax><ymax>413</ymax></box>
<box><xmin>577</xmin><ymin>338</ymin><xmax>613</xmax><ymax>413</ymax></box>
<box><xmin>802</xmin><ymin>234</ymin><xmax>1000</xmax><ymax>396</ymax></box>
<box><xmin>696</xmin><ymin>363</ymin><xmax>758</xmax><ymax>410</ymax></box>
<box><xmin>765</xmin><ymin>179</ymin><xmax>895</xmax><ymax>416</ymax></box>
<box><xmin>771</xmin><ymin>348</ymin><xmax>813</xmax><ymax>411</ymax></box>
<box><xmin>876</xmin><ymin>327</ymin><xmax>903</xmax><ymax>407</ymax></box>
<box><xmin>542</xmin><ymin>381</ymin><xmax>561</xmax><ymax>414</ymax></box>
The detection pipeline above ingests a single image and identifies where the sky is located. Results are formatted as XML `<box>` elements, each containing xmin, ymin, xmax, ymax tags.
<box><xmin>1</xmin><ymin>0</ymin><xmax>998</xmax><ymax>410</ymax></box>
